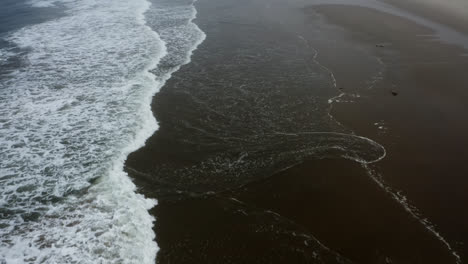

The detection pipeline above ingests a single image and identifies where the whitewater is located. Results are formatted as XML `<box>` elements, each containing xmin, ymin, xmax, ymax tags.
<box><xmin>0</xmin><ymin>0</ymin><xmax>205</xmax><ymax>262</ymax></box>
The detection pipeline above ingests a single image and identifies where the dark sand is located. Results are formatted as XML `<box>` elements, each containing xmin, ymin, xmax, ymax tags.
<box><xmin>126</xmin><ymin>0</ymin><xmax>468</xmax><ymax>263</ymax></box>
<box><xmin>312</xmin><ymin>4</ymin><xmax>468</xmax><ymax>262</ymax></box>
<box><xmin>384</xmin><ymin>0</ymin><xmax>468</xmax><ymax>36</ymax></box>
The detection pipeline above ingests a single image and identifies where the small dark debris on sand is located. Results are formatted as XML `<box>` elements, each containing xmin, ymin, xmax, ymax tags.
<box><xmin>391</xmin><ymin>90</ymin><xmax>398</xmax><ymax>96</ymax></box>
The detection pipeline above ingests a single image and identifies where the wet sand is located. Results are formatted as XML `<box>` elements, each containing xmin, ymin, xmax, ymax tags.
<box><xmin>313</xmin><ymin>4</ymin><xmax>468</xmax><ymax>262</ymax></box>
<box><xmin>384</xmin><ymin>0</ymin><xmax>468</xmax><ymax>35</ymax></box>
<box><xmin>126</xmin><ymin>0</ymin><xmax>468</xmax><ymax>263</ymax></box>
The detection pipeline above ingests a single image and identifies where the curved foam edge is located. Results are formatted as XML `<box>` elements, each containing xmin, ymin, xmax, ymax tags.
<box><xmin>0</xmin><ymin>0</ymin><xmax>207</xmax><ymax>262</ymax></box>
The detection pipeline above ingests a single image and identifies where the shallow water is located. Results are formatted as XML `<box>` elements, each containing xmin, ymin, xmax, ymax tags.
<box><xmin>126</xmin><ymin>0</ymin><xmax>465</xmax><ymax>262</ymax></box>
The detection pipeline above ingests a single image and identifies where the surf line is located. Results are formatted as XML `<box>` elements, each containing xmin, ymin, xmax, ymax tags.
<box><xmin>363</xmin><ymin>164</ymin><xmax>462</xmax><ymax>264</ymax></box>
<box><xmin>297</xmin><ymin>34</ymin><xmax>461</xmax><ymax>264</ymax></box>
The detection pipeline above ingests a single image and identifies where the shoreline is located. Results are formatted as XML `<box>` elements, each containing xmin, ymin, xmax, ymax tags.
<box><xmin>311</xmin><ymin>3</ymin><xmax>468</xmax><ymax>262</ymax></box>
<box><xmin>126</xmin><ymin>0</ymin><xmax>468</xmax><ymax>262</ymax></box>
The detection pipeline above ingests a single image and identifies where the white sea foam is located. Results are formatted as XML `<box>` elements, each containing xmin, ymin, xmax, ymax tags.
<box><xmin>0</xmin><ymin>0</ymin><xmax>205</xmax><ymax>262</ymax></box>
<box><xmin>362</xmin><ymin>165</ymin><xmax>462</xmax><ymax>264</ymax></box>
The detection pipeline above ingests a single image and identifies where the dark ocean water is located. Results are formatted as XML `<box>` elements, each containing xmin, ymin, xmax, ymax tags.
<box><xmin>0</xmin><ymin>0</ymin><xmax>62</xmax><ymax>35</ymax></box>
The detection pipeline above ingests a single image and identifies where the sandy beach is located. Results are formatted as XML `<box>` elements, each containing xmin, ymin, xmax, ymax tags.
<box><xmin>314</xmin><ymin>4</ymin><xmax>468</xmax><ymax>262</ymax></box>
<box><xmin>125</xmin><ymin>0</ymin><xmax>468</xmax><ymax>263</ymax></box>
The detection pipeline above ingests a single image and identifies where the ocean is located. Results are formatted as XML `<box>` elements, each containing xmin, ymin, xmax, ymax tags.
<box><xmin>0</xmin><ymin>0</ymin><xmax>203</xmax><ymax>262</ymax></box>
